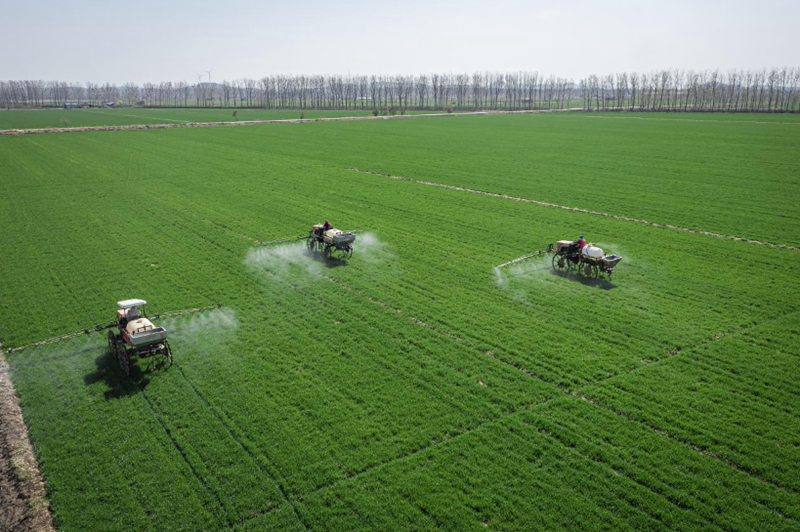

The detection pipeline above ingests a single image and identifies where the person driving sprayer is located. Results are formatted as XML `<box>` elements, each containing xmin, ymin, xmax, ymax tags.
<box><xmin>322</xmin><ymin>220</ymin><xmax>332</xmax><ymax>232</ymax></box>
<box><xmin>577</xmin><ymin>235</ymin><xmax>586</xmax><ymax>250</ymax></box>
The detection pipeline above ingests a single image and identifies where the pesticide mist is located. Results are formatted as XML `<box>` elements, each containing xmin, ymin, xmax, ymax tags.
<box><xmin>494</xmin><ymin>258</ymin><xmax>553</xmax><ymax>288</ymax></box>
<box><xmin>244</xmin><ymin>232</ymin><xmax>393</xmax><ymax>283</ymax></box>
<box><xmin>354</xmin><ymin>232</ymin><xmax>393</xmax><ymax>263</ymax></box>
<box><xmin>244</xmin><ymin>242</ymin><xmax>326</xmax><ymax>285</ymax></box>
<box><xmin>13</xmin><ymin>334</ymin><xmax>106</xmax><ymax>370</ymax></box>
<box><xmin>161</xmin><ymin>307</ymin><xmax>239</xmax><ymax>364</ymax></box>
<box><xmin>161</xmin><ymin>307</ymin><xmax>238</xmax><ymax>339</ymax></box>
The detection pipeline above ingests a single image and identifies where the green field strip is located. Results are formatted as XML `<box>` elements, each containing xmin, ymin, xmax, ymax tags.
<box><xmin>577</xmin><ymin>311</ymin><xmax>800</xmax><ymax>494</ymax></box>
<box><xmin>139</xmin><ymin>387</ymin><xmax>233</xmax><ymax>526</ymax></box>
<box><xmin>305</xmin><ymin>282</ymin><xmax>796</xmax><ymax>518</ymax></box>
<box><xmin>295</xmin><ymin>396</ymin><xmax>799</xmax><ymax>531</ymax></box>
<box><xmin>0</xmin><ymin>109</ymin><xmax>379</xmax><ymax>130</ymax></box>
<box><xmin>283</xmin><ymin>395</ymin><xmax>562</xmax><ymax>508</ymax></box>
<box><xmin>346</xmin><ymin>167</ymin><xmax>800</xmax><ymax>252</ymax></box>
<box><xmin>521</xmin><ymin>397</ymin><xmax>800</xmax><ymax>529</ymax></box>
<box><xmin>169</xmin><ymin>363</ymin><xmax>309</xmax><ymax>531</ymax></box>
<box><xmin>529</xmin><ymin>419</ymin><xmax>727</xmax><ymax>531</ymax></box>
<box><xmin>579</xmin><ymin>113</ymin><xmax>800</xmax><ymax>126</ymax></box>
<box><xmin>569</xmin><ymin>310</ymin><xmax>792</xmax><ymax>392</ymax></box>
<box><xmin>3</xmin><ymin>108</ymin><xmax>797</xmax><ymax>132</ymax></box>
<box><xmin>318</xmin><ymin>273</ymin><xmax>576</xmax><ymax>399</ymax></box>
<box><xmin>0</xmin><ymin>108</ymin><xmax>449</xmax><ymax>131</ymax></box>
<box><xmin>139</xmin><ymin>368</ymin><xmax>293</xmax><ymax>523</ymax></box>
<box><xmin>233</xmin><ymin>502</ymin><xmax>306</xmax><ymax>531</ymax></box>
<box><xmin>577</xmin><ymin>390</ymin><xmax>798</xmax><ymax>497</ymax></box>
<box><xmin>0</xmin><ymin>110</ymin><xmax>533</xmax><ymax>137</ymax></box>
<box><xmin>295</xmin><ymin>402</ymin><xmax>708</xmax><ymax>530</ymax></box>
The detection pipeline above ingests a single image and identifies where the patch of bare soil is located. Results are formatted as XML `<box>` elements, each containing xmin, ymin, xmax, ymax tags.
<box><xmin>0</xmin><ymin>346</ymin><xmax>55</xmax><ymax>532</ymax></box>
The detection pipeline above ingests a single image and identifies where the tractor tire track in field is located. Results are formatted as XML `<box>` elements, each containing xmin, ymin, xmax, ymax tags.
<box><xmin>347</xmin><ymin>168</ymin><xmax>800</xmax><ymax>253</ymax></box>
<box><xmin>170</xmin><ymin>363</ymin><xmax>310</xmax><ymax>532</ymax></box>
<box><xmin>140</xmin><ymin>388</ymin><xmax>234</xmax><ymax>527</ymax></box>
<box><xmin>0</xmin><ymin>108</ymin><xmax>582</xmax><ymax>136</ymax></box>
<box><xmin>0</xmin><ymin>343</ymin><xmax>55</xmax><ymax>532</ymax></box>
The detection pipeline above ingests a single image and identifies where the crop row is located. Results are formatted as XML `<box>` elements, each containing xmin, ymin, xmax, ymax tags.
<box><xmin>579</xmin><ymin>311</ymin><xmax>800</xmax><ymax>492</ymax></box>
<box><xmin>293</xmin><ymin>395</ymin><xmax>799</xmax><ymax>531</ymax></box>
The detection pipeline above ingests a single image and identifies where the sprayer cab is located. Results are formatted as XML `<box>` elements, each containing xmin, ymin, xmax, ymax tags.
<box><xmin>116</xmin><ymin>298</ymin><xmax>146</xmax><ymax>326</ymax></box>
<box><xmin>108</xmin><ymin>298</ymin><xmax>172</xmax><ymax>376</ymax></box>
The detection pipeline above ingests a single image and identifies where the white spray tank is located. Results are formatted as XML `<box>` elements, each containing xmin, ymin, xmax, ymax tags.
<box><xmin>582</xmin><ymin>244</ymin><xmax>604</xmax><ymax>258</ymax></box>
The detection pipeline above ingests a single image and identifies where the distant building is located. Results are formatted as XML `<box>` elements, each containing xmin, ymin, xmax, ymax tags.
<box><xmin>64</xmin><ymin>103</ymin><xmax>80</xmax><ymax>109</ymax></box>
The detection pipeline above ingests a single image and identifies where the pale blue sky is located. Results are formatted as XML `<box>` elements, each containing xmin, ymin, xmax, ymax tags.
<box><xmin>2</xmin><ymin>0</ymin><xmax>797</xmax><ymax>83</ymax></box>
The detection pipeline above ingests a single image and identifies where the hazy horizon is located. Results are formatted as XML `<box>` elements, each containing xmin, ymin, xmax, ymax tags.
<box><xmin>2</xmin><ymin>0</ymin><xmax>798</xmax><ymax>85</ymax></box>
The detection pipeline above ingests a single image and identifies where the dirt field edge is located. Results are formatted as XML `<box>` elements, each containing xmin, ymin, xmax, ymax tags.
<box><xmin>0</xmin><ymin>342</ymin><xmax>56</xmax><ymax>532</ymax></box>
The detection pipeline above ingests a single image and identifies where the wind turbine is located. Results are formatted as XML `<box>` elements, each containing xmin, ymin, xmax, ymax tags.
<box><xmin>205</xmin><ymin>68</ymin><xmax>213</xmax><ymax>83</ymax></box>
<box><xmin>195</xmin><ymin>72</ymin><xmax>204</xmax><ymax>84</ymax></box>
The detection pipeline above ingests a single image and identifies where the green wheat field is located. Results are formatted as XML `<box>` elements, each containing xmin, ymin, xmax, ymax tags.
<box><xmin>1</xmin><ymin>112</ymin><xmax>798</xmax><ymax>531</ymax></box>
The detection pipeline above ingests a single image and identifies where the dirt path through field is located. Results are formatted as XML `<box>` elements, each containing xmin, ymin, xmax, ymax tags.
<box><xmin>0</xmin><ymin>342</ymin><xmax>55</xmax><ymax>532</ymax></box>
<box><xmin>0</xmin><ymin>108</ymin><xmax>581</xmax><ymax>136</ymax></box>
<box><xmin>347</xmin><ymin>168</ymin><xmax>800</xmax><ymax>252</ymax></box>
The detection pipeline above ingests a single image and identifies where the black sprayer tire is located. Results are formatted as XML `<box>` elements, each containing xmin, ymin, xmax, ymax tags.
<box><xmin>119</xmin><ymin>349</ymin><xmax>130</xmax><ymax>376</ymax></box>
<box><xmin>108</xmin><ymin>331</ymin><xmax>117</xmax><ymax>358</ymax></box>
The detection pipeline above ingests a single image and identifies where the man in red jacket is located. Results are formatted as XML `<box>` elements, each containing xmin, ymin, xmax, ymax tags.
<box><xmin>577</xmin><ymin>235</ymin><xmax>586</xmax><ymax>250</ymax></box>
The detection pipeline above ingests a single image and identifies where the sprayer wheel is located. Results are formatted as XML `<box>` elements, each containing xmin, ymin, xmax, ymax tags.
<box><xmin>552</xmin><ymin>254</ymin><xmax>567</xmax><ymax>271</ymax></box>
<box><xmin>119</xmin><ymin>350</ymin><xmax>130</xmax><ymax>376</ymax></box>
<box><xmin>108</xmin><ymin>331</ymin><xmax>117</xmax><ymax>358</ymax></box>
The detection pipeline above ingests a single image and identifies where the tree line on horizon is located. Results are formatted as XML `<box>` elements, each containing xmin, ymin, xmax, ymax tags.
<box><xmin>1</xmin><ymin>68</ymin><xmax>799</xmax><ymax>112</ymax></box>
